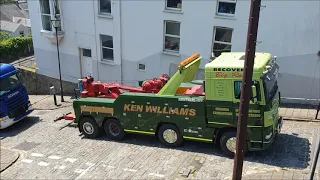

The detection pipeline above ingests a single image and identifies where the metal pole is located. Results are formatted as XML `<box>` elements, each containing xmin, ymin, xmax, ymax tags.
<box><xmin>232</xmin><ymin>0</ymin><xmax>261</xmax><ymax>179</ymax></box>
<box><xmin>310</xmin><ymin>138</ymin><xmax>320</xmax><ymax>180</ymax></box>
<box><xmin>55</xmin><ymin>26</ymin><xmax>64</xmax><ymax>102</ymax></box>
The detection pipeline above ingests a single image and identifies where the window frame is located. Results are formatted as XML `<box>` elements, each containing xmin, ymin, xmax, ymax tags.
<box><xmin>137</xmin><ymin>63</ymin><xmax>146</xmax><ymax>71</ymax></box>
<box><xmin>100</xmin><ymin>34</ymin><xmax>114</xmax><ymax>62</ymax></box>
<box><xmin>98</xmin><ymin>0</ymin><xmax>112</xmax><ymax>15</ymax></box>
<box><xmin>216</xmin><ymin>0</ymin><xmax>237</xmax><ymax>17</ymax></box>
<box><xmin>212</xmin><ymin>26</ymin><xmax>233</xmax><ymax>57</ymax></box>
<box><xmin>165</xmin><ymin>0</ymin><xmax>182</xmax><ymax>11</ymax></box>
<box><xmin>39</xmin><ymin>0</ymin><xmax>63</xmax><ymax>32</ymax></box>
<box><xmin>163</xmin><ymin>20</ymin><xmax>181</xmax><ymax>53</ymax></box>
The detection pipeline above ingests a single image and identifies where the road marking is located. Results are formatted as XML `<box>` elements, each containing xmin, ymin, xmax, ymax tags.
<box><xmin>48</xmin><ymin>155</ymin><xmax>61</xmax><ymax>160</ymax></box>
<box><xmin>22</xmin><ymin>159</ymin><xmax>33</xmax><ymax>163</ymax></box>
<box><xmin>37</xmin><ymin>161</ymin><xmax>49</xmax><ymax>166</ymax></box>
<box><xmin>31</xmin><ymin>153</ymin><xmax>44</xmax><ymax>157</ymax></box>
<box><xmin>54</xmin><ymin>165</ymin><xmax>66</xmax><ymax>170</ymax></box>
<box><xmin>149</xmin><ymin>173</ymin><xmax>165</xmax><ymax>178</ymax></box>
<box><xmin>123</xmin><ymin>168</ymin><xmax>137</xmax><ymax>172</ymax></box>
<box><xmin>75</xmin><ymin>163</ymin><xmax>95</xmax><ymax>180</ymax></box>
<box><xmin>65</xmin><ymin>158</ymin><xmax>77</xmax><ymax>163</ymax></box>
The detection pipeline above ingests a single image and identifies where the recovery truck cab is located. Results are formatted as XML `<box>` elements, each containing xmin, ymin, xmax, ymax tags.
<box><xmin>73</xmin><ymin>52</ymin><xmax>282</xmax><ymax>156</ymax></box>
<box><xmin>0</xmin><ymin>63</ymin><xmax>33</xmax><ymax>129</ymax></box>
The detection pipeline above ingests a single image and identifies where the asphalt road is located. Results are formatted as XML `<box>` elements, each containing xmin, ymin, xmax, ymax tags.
<box><xmin>0</xmin><ymin>107</ymin><xmax>319</xmax><ymax>179</ymax></box>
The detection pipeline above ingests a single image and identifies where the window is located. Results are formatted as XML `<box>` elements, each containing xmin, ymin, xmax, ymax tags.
<box><xmin>138</xmin><ymin>63</ymin><xmax>146</xmax><ymax>71</ymax></box>
<box><xmin>234</xmin><ymin>81</ymin><xmax>261</xmax><ymax>101</ymax></box>
<box><xmin>99</xmin><ymin>0</ymin><xmax>111</xmax><ymax>14</ymax></box>
<box><xmin>20</xmin><ymin>31</ymin><xmax>24</xmax><ymax>37</ymax></box>
<box><xmin>166</xmin><ymin>0</ymin><xmax>182</xmax><ymax>9</ymax></box>
<box><xmin>212</xmin><ymin>27</ymin><xmax>233</xmax><ymax>57</ymax></box>
<box><xmin>39</xmin><ymin>0</ymin><xmax>61</xmax><ymax>32</ymax></box>
<box><xmin>164</xmin><ymin>21</ymin><xmax>180</xmax><ymax>53</ymax></box>
<box><xmin>101</xmin><ymin>35</ymin><xmax>114</xmax><ymax>61</ymax></box>
<box><xmin>82</xmin><ymin>49</ymin><xmax>92</xmax><ymax>57</ymax></box>
<box><xmin>216</xmin><ymin>0</ymin><xmax>236</xmax><ymax>16</ymax></box>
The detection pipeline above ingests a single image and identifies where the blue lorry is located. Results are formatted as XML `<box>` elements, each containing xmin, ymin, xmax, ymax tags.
<box><xmin>0</xmin><ymin>63</ymin><xmax>33</xmax><ymax>129</ymax></box>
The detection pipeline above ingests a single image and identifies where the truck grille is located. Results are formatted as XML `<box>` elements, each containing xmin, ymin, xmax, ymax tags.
<box><xmin>6</xmin><ymin>93</ymin><xmax>26</xmax><ymax>112</ymax></box>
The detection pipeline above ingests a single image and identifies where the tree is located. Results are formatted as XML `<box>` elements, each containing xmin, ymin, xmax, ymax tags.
<box><xmin>0</xmin><ymin>32</ymin><xmax>10</xmax><ymax>42</ymax></box>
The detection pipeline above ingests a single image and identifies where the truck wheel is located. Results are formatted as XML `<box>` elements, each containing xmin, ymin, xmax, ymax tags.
<box><xmin>79</xmin><ymin>117</ymin><xmax>101</xmax><ymax>138</ymax></box>
<box><xmin>104</xmin><ymin>119</ymin><xmax>125</xmax><ymax>141</ymax></box>
<box><xmin>158</xmin><ymin>124</ymin><xmax>183</xmax><ymax>147</ymax></box>
<box><xmin>220</xmin><ymin>131</ymin><xmax>248</xmax><ymax>157</ymax></box>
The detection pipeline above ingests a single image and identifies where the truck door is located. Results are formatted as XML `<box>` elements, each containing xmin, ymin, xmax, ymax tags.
<box><xmin>232</xmin><ymin>80</ymin><xmax>263</xmax><ymax>127</ymax></box>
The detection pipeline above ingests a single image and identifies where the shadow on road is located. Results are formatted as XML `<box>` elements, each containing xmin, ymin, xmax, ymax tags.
<box><xmin>85</xmin><ymin>132</ymin><xmax>310</xmax><ymax>170</ymax></box>
<box><xmin>0</xmin><ymin>116</ymin><xmax>40</xmax><ymax>140</ymax></box>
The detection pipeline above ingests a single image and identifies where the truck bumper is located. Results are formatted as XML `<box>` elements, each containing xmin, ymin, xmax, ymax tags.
<box><xmin>248</xmin><ymin>116</ymin><xmax>282</xmax><ymax>151</ymax></box>
<box><xmin>0</xmin><ymin>104</ymin><xmax>34</xmax><ymax>129</ymax></box>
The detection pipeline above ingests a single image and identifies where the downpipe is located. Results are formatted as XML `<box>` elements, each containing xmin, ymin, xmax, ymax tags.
<box><xmin>310</xmin><ymin>137</ymin><xmax>320</xmax><ymax>180</ymax></box>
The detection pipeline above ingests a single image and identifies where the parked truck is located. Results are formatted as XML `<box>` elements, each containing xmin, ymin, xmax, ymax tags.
<box><xmin>72</xmin><ymin>52</ymin><xmax>282</xmax><ymax>156</ymax></box>
<box><xmin>0</xmin><ymin>63</ymin><xmax>33</xmax><ymax>129</ymax></box>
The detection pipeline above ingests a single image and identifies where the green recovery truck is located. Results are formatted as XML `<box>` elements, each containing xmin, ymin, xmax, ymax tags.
<box><xmin>73</xmin><ymin>52</ymin><xmax>282</xmax><ymax>156</ymax></box>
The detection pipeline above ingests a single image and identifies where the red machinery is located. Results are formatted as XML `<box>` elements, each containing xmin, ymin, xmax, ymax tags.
<box><xmin>79</xmin><ymin>74</ymin><xmax>169</xmax><ymax>99</ymax></box>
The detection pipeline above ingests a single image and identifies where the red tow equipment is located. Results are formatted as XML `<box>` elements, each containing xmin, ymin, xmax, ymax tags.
<box><xmin>79</xmin><ymin>74</ymin><xmax>169</xmax><ymax>99</ymax></box>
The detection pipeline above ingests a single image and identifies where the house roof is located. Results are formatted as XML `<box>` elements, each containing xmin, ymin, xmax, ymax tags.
<box><xmin>0</xmin><ymin>3</ymin><xmax>29</xmax><ymax>22</ymax></box>
<box><xmin>0</xmin><ymin>20</ymin><xmax>22</xmax><ymax>33</ymax></box>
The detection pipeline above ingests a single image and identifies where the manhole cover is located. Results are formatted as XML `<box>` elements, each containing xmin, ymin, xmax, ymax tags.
<box><xmin>14</xmin><ymin>141</ymin><xmax>40</xmax><ymax>151</ymax></box>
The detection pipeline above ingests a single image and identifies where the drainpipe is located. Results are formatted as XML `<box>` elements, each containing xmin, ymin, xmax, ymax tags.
<box><xmin>119</xmin><ymin>0</ymin><xmax>123</xmax><ymax>84</ymax></box>
<box><xmin>92</xmin><ymin>0</ymin><xmax>100</xmax><ymax>81</ymax></box>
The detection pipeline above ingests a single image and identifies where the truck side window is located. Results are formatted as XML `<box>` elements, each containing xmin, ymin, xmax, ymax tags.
<box><xmin>234</xmin><ymin>81</ymin><xmax>242</xmax><ymax>99</ymax></box>
<box><xmin>234</xmin><ymin>81</ymin><xmax>261</xmax><ymax>100</ymax></box>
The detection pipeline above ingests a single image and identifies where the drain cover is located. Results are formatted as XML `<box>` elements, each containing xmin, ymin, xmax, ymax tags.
<box><xmin>14</xmin><ymin>141</ymin><xmax>40</xmax><ymax>151</ymax></box>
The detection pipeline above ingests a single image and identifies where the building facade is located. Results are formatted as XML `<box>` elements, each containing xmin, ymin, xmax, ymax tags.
<box><xmin>27</xmin><ymin>0</ymin><xmax>320</xmax><ymax>101</ymax></box>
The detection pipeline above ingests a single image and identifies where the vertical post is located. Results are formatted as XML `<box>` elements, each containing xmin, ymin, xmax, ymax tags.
<box><xmin>232</xmin><ymin>0</ymin><xmax>262</xmax><ymax>180</ymax></box>
<box><xmin>310</xmin><ymin>138</ymin><xmax>320</xmax><ymax>180</ymax></box>
<box><xmin>55</xmin><ymin>26</ymin><xmax>64</xmax><ymax>102</ymax></box>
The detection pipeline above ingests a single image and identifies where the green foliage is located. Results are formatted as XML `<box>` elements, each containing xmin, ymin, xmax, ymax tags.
<box><xmin>0</xmin><ymin>32</ymin><xmax>10</xmax><ymax>42</ymax></box>
<box><xmin>0</xmin><ymin>0</ymin><xmax>14</xmax><ymax>4</ymax></box>
<box><xmin>0</xmin><ymin>36</ymin><xmax>33</xmax><ymax>58</ymax></box>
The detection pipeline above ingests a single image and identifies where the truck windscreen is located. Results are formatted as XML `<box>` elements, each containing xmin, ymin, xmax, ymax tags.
<box><xmin>263</xmin><ymin>63</ymin><xmax>279</xmax><ymax>103</ymax></box>
<box><xmin>0</xmin><ymin>74</ymin><xmax>21</xmax><ymax>96</ymax></box>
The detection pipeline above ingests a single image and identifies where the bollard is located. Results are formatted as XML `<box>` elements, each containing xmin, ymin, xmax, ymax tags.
<box><xmin>50</xmin><ymin>86</ymin><xmax>58</xmax><ymax>106</ymax></box>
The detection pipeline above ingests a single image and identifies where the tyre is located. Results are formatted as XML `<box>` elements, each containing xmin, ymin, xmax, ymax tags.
<box><xmin>79</xmin><ymin>116</ymin><xmax>101</xmax><ymax>138</ymax></box>
<box><xmin>158</xmin><ymin>124</ymin><xmax>183</xmax><ymax>147</ymax></box>
<box><xmin>104</xmin><ymin>119</ymin><xmax>125</xmax><ymax>141</ymax></box>
<box><xmin>219</xmin><ymin>131</ymin><xmax>247</xmax><ymax>157</ymax></box>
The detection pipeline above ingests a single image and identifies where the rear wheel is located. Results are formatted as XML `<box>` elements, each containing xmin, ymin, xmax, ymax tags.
<box><xmin>79</xmin><ymin>117</ymin><xmax>101</xmax><ymax>138</ymax></box>
<box><xmin>158</xmin><ymin>124</ymin><xmax>183</xmax><ymax>147</ymax></box>
<box><xmin>104</xmin><ymin>119</ymin><xmax>125</xmax><ymax>141</ymax></box>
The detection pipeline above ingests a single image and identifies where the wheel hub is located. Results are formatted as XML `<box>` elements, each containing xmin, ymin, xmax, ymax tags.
<box><xmin>226</xmin><ymin>137</ymin><xmax>237</xmax><ymax>153</ymax></box>
<box><xmin>83</xmin><ymin>122</ymin><xmax>94</xmax><ymax>135</ymax></box>
<box><xmin>163</xmin><ymin>129</ymin><xmax>177</xmax><ymax>144</ymax></box>
<box><xmin>109</xmin><ymin>124</ymin><xmax>120</xmax><ymax>136</ymax></box>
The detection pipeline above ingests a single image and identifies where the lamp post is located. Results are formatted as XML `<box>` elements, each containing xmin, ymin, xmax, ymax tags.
<box><xmin>51</xmin><ymin>17</ymin><xmax>64</xmax><ymax>102</ymax></box>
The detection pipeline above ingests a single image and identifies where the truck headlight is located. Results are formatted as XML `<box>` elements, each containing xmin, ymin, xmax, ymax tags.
<box><xmin>265</xmin><ymin>132</ymin><xmax>273</xmax><ymax>140</ymax></box>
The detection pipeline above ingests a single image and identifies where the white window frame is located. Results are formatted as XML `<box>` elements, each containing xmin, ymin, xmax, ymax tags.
<box><xmin>98</xmin><ymin>0</ymin><xmax>112</xmax><ymax>15</ymax></box>
<box><xmin>212</xmin><ymin>26</ymin><xmax>233</xmax><ymax>57</ymax></box>
<box><xmin>163</xmin><ymin>20</ymin><xmax>181</xmax><ymax>53</ymax></box>
<box><xmin>165</xmin><ymin>0</ymin><xmax>182</xmax><ymax>11</ymax></box>
<box><xmin>39</xmin><ymin>0</ymin><xmax>63</xmax><ymax>32</ymax></box>
<box><xmin>216</xmin><ymin>0</ymin><xmax>237</xmax><ymax>17</ymax></box>
<box><xmin>137</xmin><ymin>63</ymin><xmax>146</xmax><ymax>71</ymax></box>
<box><xmin>100</xmin><ymin>35</ymin><xmax>114</xmax><ymax>62</ymax></box>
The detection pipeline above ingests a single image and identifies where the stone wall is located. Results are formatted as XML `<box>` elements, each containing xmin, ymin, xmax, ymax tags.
<box><xmin>17</xmin><ymin>66</ymin><xmax>78</xmax><ymax>96</ymax></box>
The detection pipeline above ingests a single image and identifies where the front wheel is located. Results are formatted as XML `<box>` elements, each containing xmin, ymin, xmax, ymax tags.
<box><xmin>79</xmin><ymin>117</ymin><xmax>101</xmax><ymax>138</ymax></box>
<box><xmin>158</xmin><ymin>124</ymin><xmax>183</xmax><ymax>147</ymax></box>
<box><xmin>219</xmin><ymin>131</ymin><xmax>247</xmax><ymax>157</ymax></box>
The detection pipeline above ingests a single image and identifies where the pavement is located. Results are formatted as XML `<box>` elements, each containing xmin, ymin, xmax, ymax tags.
<box><xmin>0</xmin><ymin>95</ymin><xmax>319</xmax><ymax>179</ymax></box>
<box><xmin>0</xmin><ymin>148</ymin><xmax>20</xmax><ymax>172</ymax></box>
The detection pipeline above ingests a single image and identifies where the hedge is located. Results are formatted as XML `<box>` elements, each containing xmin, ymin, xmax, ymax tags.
<box><xmin>0</xmin><ymin>36</ymin><xmax>33</xmax><ymax>59</ymax></box>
